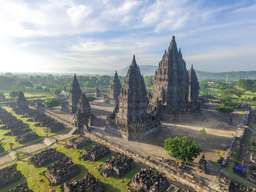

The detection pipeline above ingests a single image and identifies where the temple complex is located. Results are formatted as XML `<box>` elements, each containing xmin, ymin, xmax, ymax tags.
<box><xmin>71</xmin><ymin>74</ymin><xmax>82</xmax><ymax>114</ymax></box>
<box><xmin>108</xmin><ymin>71</ymin><xmax>121</xmax><ymax>105</ymax></box>
<box><xmin>150</xmin><ymin>36</ymin><xmax>200</xmax><ymax>114</ymax></box>
<box><xmin>114</xmin><ymin>55</ymin><xmax>159</xmax><ymax>140</ymax></box>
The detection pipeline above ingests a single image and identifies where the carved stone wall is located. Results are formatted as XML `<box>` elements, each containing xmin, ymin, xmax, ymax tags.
<box><xmin>115</xmin><ymin>55</ymin><xmax>159</xmax><ymax>140</ymax></box>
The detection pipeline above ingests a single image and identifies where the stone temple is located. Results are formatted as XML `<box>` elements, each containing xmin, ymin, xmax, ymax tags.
<box><xmin>188</xmin><ymin>65</ymin><xmax>200</xmax><ymax>112</ymax></box>
<box><xmin>108</xmin><ymin>71</ymin><xmax>121</xmax><ymax>106</ymax></box>
<box><xmin>74</xmin><ymin>93</ymin><xmax>92</xmax><ymax>134</ymax></box>
<box><xmin>70</xmin><ymin>74</ymin><xmax>93</xmax><ymax>134</ymax></box>
<box><xmin>71</xmin><ymin>74</ymin><xmax>82</xmax><ymax>114</ymax></box>
<box><xmin>114</xmin><ymin>55</ymin><xmax>159</xmax><ymax>140</ymax></box>
<box><xmin>16</xmin><ymin>91</ymin><xmax>28</xmax><ymax>111</ymax></box>
<box><xmin>150</xmin><ymin>36</ymin><xmax>200</xmax><ymax>114</ymax></box>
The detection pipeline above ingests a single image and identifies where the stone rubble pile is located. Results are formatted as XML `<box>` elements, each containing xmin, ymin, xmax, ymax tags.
<box><xmin>67</xmin><ymin>136</ymin><xmax>93</xmax><ymax>149</ymax></box>
<box><xmin>8</xmin><ymin>183</ymin><xmax>32</xmax><ymax>192</ymax></box>
<box><xmin>128</xmin><ymin>168</ymin><xmax>169</xmax><ymax>192</ymax></box>
<box><xmin>46</xmin><ymin>157</ymin><xmax>80</xmax><ymax>185</ymax></box>
<box><xmin>0</xmin><ymin>165</ymin><xmax>22</xmax><ymax>188</ymax></box>
<box><xmin>31</xmin><ymin>148</ymin><xmax>65</xmax><ymax>167</ymax></box>
<box><xmin>63</xmin><ymin>172</ymin><xmax>104</xmax><ymax>192</ymax></box>
<box><xmin>100</xmin><ymin>153</ymin><xmax>133</xmax><ymax>177</ymax></box>
<box><xmin>81</xmin><ymin>144</ymin><xmax>110</xmax><ymax>161</ymax></box>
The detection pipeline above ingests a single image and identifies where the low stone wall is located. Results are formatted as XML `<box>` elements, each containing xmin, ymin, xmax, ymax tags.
<box><xmin>86</xmin><ymin>132</ymin><xmax>224</xmax><ymax>192</ymax></box>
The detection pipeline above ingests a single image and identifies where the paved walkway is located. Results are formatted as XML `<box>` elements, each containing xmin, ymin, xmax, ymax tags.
<box><xmin>0</xmin><ymin>133</ymin><xmax>72</xmax><ymax>168</ymax></box>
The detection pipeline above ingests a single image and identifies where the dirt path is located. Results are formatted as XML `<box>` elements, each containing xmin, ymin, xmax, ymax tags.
<box><xmin>162</xmin><ymin>122</ymin><xmax>236</xmax><ymax>138</ymax></box>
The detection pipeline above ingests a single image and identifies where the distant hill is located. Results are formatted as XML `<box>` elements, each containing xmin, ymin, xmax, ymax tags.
<box><xmin>119</xmin><ymin>65</ymin><xmax>256</xmax><ymax>81</ymax></box>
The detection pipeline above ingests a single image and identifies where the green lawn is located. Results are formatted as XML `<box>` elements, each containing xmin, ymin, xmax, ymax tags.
<box><xmin>16</xmin><ymin>160</ymin><xmax>61</xmax><ymax>192</ymax></box>
<box><xmin>24</xmin><ymin>92</ymin><xmax>52</xmax><ymax>98</ymax></box>
<box><xmin>55</xmin><ymin>144</ymin><xmax>141</xmax><ymax>192</ymax></box>
<box><xmin>4</xmin><ymin>107</ymin><xmax>54</xmax><ymax>137</ymax></box>
<box><xmin>0</xmin><ymin>129</ymin><xmax>22</xmax><ymax>152</ymax></box>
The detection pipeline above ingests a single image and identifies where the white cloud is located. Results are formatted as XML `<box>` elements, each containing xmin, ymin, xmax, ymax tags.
<box><xmin>0</xmin><ymin>0</ymin><xmax>255</xmax><ymax>73</ymax></box>
<box><xmin>67</xmin><ymin>4</ymin><xmax>92</xmax><ymax>27</ymax></box>
<box><xmin>186</xmin><ymin>46</ymin><xmax>256</xmax><ymax>72</ymax></box>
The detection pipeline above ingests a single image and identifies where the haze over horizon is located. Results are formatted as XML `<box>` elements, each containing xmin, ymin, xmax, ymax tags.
<box><xmin>0</xmin><ymin>0</ymin><xmax>256</xmax><ymax>74</ymax></box>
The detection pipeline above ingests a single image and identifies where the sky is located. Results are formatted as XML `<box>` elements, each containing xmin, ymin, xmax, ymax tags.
<box><xmin>0</xmin><ymin>0</ymin><xmax>255</xmax><ymax>74</ymax></box>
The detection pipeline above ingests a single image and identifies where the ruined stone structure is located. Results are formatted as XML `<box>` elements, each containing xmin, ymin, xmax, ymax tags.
<box><xmin>108</xmin><ymin>71</ymin><xmax>121</xmax><ymax>105</ymax></box>
<box><xmin>150</xmin><ymin>36</ymin><xmax>200</xmax><ymax>114</ymax></box>
<box><xmin>95</xmin><ymin>87</ymin><xmax>101</xmax><ymax>98</ymax></box>
<box><xmin>61</xmin><ymin>100</ymin><xmax>69</xmax><ymax>113</ymax></box>
<box><xmin>71</xmin><ymin>74</ymin><xmax>82</xmax><ymax>114</ymax></box>
<box><xmin>16</xmin><ymin>91</ymin><xmax>28</xmax><ymax>111</ymax></box>
<box><xmin>115</xmin><ymin>55</ymin><xmax>159</xmax><ymax>140</ymax></box>
<box><xmin>188</xmin><ymin>65</ymin><xmax>200</xmax><ymax>112</ymax></box>
<box><xmin>74</xmin><ymin>93</ymin><xmax>92</xmax><ymax>134</ymax></box>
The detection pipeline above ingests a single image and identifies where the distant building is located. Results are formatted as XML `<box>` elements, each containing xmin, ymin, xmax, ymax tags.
<box><xmin>71</xmin><ymin>74</ymin><xmax>82</xmax><ymax>114</ymax></box>
<box><xmin>95</xmin><ymin>87</ymin><xmax>101</xmax><ymax>98</ymax></box>
<box><xmin>108</xmin><ymin>71</ymin><xmax>121</xmax><ymax>105</ymax></box>
<box><xmin>16</xmin><ymin>91</ymin><xmax>28</xmax><ymax>111</ymax></box>
<box><xmin>57</xmin><ymin>90</ymin><xmax>69</xmax><ymax>101</ymax></box>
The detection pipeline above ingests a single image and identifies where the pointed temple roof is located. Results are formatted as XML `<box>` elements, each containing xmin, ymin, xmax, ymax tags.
<box><xmin>151</xmin><ymin>35</ymin><xmax>189</xmax><ymax>112</ymax></box>
<box><xmin>16</xmin><ymin>91</ymin><xmax>28</xmax><ymax>109</ymax></box>
<box><xmin>168</xmin><ymin>36</ymin><xmax>178</xmax><ymax>54</ymax></box>
<box><xmin>77</xmin><ymin>93</ymin><xmax>91</xmax><ymax>115</ymax></box>
<box><xmin>113</xmin><ymin>71</ymin><xmax>121</xmax><ymax>86</ymax></box>
<box><xmin>125</xmin><ymin>55</ymin><xmax>146</xmax><ymax>91</ymax></box>
<box><xmin>114</xmin><ymin>71</ymin><xmax>119</xmax><ymax>80</ymax></box>
<box><xmin>71</xmin><ymin>74</ymin><xmax>82</xmax><ymax>113</ymax></box>
<box><xmin>189</xmin><ymin>65</ymin><xmax>199</xmax><ymax>86</ymax></box>
<box><xmin>117</xmin><ymin>55</ymin><xmax>148</xmax><ymax>122</ymax></box>
<box><xmin>72</xmin><ymin>74</ymin><xmax>81</xmax><ymax>93</ymax></box>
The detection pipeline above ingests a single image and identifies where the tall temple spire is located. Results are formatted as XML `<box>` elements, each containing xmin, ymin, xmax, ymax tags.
<box><xmin>188</xmin><ymin>65</ymin><xmax>200</xmax><ymax>112</ymax></box>
<box><xmin>131</xmin><ymin>54</ymin><xmax>137</xmax><ymax>65</ymax></box>
<box><xmin>74</xmin><ymin>93</ymin><xmax>92</xmax><ymax>134</ymax></box>
<box><xmin>78</xmin><ymin>93</ymin><xmax>91</xmax><ymax>115</ymax></box>
<box><xmin>115</xmin><ymin>55</ymin><xmax>159</xmax><ymax>140</ymax></box>
<box><xmin>151</xmin><ymin>35</ymin><xmax>188</xmax><ymax>113</ymax></box>
<box><xmin>178</xmin><ymin>48</ymin><xmax>182</xmax><ymax>58</ymax></box>
<box><xmin>16</xmin><ymin>91</ymin><xmax>28</xmax><ymax>111</ymax></box>
<box><xmin>71</xmin><ymin>74</ymin><xmax>82</xmax><ymax>113</ymax></box>
<box><xmin>108</xmin><ymin>71</ymin><xmax>121</xmax><ymax>106</ymax></box>
<box><xmin>168</xmin><ymin>35</ymin><xmax>178</xmax><ymax>53</ymax></box>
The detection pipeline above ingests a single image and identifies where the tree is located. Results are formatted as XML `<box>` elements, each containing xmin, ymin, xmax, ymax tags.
<box><xmin>164</xmin><ymin>136</ymin><xmax>201</xmax><ymax>162</ymax></box>
<box><xmin>43</xmin><ymin>97</ymin><xmax>60</xmax><ymax>108</ymax></box>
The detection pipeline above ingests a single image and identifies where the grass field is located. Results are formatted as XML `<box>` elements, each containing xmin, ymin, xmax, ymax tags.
<box><xmin>0</xmin><ymin>129</ymin><xmax>22</xmax><ymax>152</ymax></box>
<box><xmin>55</xmin><ymin>144</ymin><xmax>141</xmax><ymax>192</ymax></box>
<box><xmin>16</xmin><ymin>160</ymin><xmax>61</xmax><ymax>192</ymax></box>
<box><xmin>4</xmin><ymin>107</ymin><xmax>54</xmax><ymax>137</ymax></box>
<box><xmin>0</xmin><ymin>141</ymin><xmax>140</xmax><ymax>192</ymax></box>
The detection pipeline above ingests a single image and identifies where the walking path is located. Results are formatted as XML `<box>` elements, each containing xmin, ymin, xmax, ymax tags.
<box><xmin>162</xmin><ymin>122</ymin><xmax>236</xmax><ymax>138</ymax></box>
<box><xmin>0</xmin><ymin>133</ymin><xmax>73</xmax><ymax>168</ymax></box>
